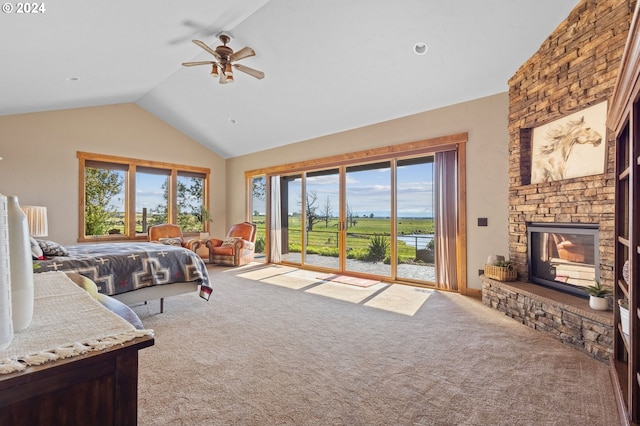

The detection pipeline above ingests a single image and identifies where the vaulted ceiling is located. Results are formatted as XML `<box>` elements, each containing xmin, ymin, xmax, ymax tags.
<box><xmin>0</xmin><ymin>0</ymin><xmax>579</xmax><ymax>158</ymax></box>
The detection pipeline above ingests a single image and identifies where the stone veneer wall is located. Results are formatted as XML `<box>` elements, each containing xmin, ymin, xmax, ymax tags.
<box><xmin>508</xmin><ymin>0</ymin><xmax>635</xmax><ymax>290</ymax></box>
<box><xmin>482</xmin><ymin>277</ymin><xmax>613</xmax><ymax>362</ymax></box>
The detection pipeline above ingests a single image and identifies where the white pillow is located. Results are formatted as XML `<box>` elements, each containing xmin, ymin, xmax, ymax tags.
<box><xmin>30</xmin><ymin>237</ymin><xmax>44</xmax><ymax>259</ymax></box>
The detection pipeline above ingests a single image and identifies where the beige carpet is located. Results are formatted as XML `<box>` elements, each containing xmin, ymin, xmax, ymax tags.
<box><xmin>316</xmin><ymin>273</ymin><xmax>380</xmax><ymax>287</ymax></box>
<box><xmin>133</xmin><ymin>264</ymin><xmax>620</xmax><ymax>425</ymax></box>
<box><xmin>305</xmin><ymin>281</ymin><xmax>388</xmax><ymax>304</ymax></box>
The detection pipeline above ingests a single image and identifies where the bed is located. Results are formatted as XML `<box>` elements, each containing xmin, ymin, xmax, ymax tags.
<box><xmin>33</xmin><ymin>242</ymin><xmax>210</xmax><ymax>313</ymax></box>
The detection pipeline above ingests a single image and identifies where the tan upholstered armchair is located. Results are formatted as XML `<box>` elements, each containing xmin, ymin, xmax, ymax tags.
<box><xmin>205</xmin><ymin>222</ymin><xmax>257</xmax><ymax>266</ymax></box>
<box><xmin>148</xmin><ymin>224</ymin><xmax>199</xmax><ymax>251</ymax></box>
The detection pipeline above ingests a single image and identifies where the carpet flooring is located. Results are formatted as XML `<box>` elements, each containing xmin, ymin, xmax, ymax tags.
<box><xmin>315</xmin><ymin>273</ymin><xmax>380</xmax><ymax>287</ymax></box>
<box><xmin>133</xmin><ymin>264</ymin><xmax>619</xmax><ymax>425</ymax></box>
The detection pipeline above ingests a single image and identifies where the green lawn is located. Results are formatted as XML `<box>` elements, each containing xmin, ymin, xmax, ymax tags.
<box><xmin>252</xmin><ymin>215</ymin><xmax>433</xmax><ymax>261</ymax></box>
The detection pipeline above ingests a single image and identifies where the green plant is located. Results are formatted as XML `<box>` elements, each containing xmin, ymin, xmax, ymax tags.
<box><xmin>584</xmin><ymin>279</ymin><xmax>612</xmax><ymax>297</ymax></box>
<box><xmin>254</xmin><ymin>236</ymin><xmax>265</xmax><ymax>254</ymax></box>
<box><xmin>367</xmin><ymin>234</ymin><xmax>389</xmax><ymax>262</ymax></box>
<box><xmin>495</xmin><ymin>259</ymin><xmax>513</xmax><ymax>269</ymax></box>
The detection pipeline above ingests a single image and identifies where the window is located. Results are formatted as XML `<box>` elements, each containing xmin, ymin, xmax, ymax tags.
<box><xmin>78</xmin><ymin>152</ymin><xmax>210</xmax><ymax>241</ymax></box>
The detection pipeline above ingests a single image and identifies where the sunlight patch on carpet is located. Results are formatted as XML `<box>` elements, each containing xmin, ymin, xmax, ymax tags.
<box><xmin>316</xmin><ymin>273</ymin><xmax>380</xmax><ymax>287</ymax></box>
<box><xmin>262</xmin><ymin>274</ymin><xmax>321</xmax><ymax>290</ymax></box>
<box><xmin>305</xmin><ymin>282</ymin><xmax>388</xmax><ymax>303</ymax></box>
<box><xmin>236</xmin><ymin>265</ymin><xmax>298</xmax><ymax>281</ymax></box>
<box><xmin>364</xmin><ymin>285</ymin><xmax>433</xmax><ymax>316</ymax></box>
<box><xmin>285</xmin><ymin>268</ymin><xmax>325</xmax><ymax>281</ymax></box>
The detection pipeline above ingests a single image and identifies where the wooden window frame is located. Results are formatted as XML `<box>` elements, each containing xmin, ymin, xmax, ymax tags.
<box><xmin>77</xmin><ymin>151</ymin><xmax>210</xmax><ymax>242</ymax></box>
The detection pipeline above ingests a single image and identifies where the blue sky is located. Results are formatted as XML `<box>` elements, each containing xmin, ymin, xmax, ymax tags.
<box><xmin>135</xmin><ymin>173</ymin><xmax>167</xmax><ymax>211</ymax></box>
<box><xmin>110</xmin><ymin>173</ymin><xmax>202</xmax><ymax>213</ymax></box>
<box><xmin>252</xmin><ymin>161</ymin><xmax>434</xmax><ymax>218</ymax></box>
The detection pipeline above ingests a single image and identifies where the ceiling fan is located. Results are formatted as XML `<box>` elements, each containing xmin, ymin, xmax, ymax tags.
<box><xmin>182</xmin><ymin>33</ymin><xmax>265</xmax><ymax>84</ymax></box>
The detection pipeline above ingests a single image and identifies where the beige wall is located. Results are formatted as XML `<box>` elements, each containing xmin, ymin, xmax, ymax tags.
<box><xmin>0</xmin><ymin>103</ymin><xmax>226</xmax><ymax>245</ymax></box>
<box><xmin>226</xmin><ymin>92</ymin><xmax>510</xmax><ymax>291</ymax></box>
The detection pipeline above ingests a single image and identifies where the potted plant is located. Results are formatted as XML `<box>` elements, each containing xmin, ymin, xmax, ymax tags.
<box><xmin>584</xmin><ymin>279</ymin><xmax>611</xmax><ymax>310</ymax></box>
<box><xmin>484</xmin><ymin>257</ymin><xmax>517</xmax><ymax>281</ymax></box>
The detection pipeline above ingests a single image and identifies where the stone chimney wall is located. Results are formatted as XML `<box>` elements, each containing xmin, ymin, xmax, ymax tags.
<box><xmin>507</xmin><ymin>0</ymin><xmax>635</xmax><ymax>290</ymax></box>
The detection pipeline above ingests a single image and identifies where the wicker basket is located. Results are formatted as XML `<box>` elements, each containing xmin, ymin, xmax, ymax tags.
<box><xmin>484</xmin><ymin>264</ymin><xmax>517</xmax><ymax>281</ymax></box>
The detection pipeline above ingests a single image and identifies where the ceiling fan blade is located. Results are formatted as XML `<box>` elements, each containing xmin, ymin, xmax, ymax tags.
<box><xmin>192</xmin><ymin>39</ymin><xmax>221</xmax><ymax>61</ymax></box>
<box><xmin>230</xmin><ymin>47</ymin><xmax>255</xmax><ymax>62</ymax></box>
<box><xmin>182</xmin><ymin>61</ymin><xmax>217</xmax><ymax>67</ymax></box>
<box><xmin>233</xmin><ymin>64</ymin><xmax>265</xmax><ymax>79</ymax></box>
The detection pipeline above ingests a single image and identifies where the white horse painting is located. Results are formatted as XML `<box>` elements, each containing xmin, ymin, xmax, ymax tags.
<box><xmin>531</xmin><ymin>114</ymin><xmax>603</xmax><ymax>183</ymax></box>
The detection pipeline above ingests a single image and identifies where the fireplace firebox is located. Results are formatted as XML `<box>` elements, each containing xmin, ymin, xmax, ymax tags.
<box><xmin>527</xmin><ymin>223</ymin><xmax>599</xmax><ymax>298</ymax></box>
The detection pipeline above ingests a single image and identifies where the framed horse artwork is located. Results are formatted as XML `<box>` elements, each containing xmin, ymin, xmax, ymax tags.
<box><xmin>530</xmin><ymin>101</ymin><xmax>607</xmax><ymax>184</ymax></box>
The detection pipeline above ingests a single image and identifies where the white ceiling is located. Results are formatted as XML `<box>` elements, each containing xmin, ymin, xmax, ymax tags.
<box><xmin>0</xmin><ymin>0</ymin><xmax>579</xmax><ymax>159</ymax></box>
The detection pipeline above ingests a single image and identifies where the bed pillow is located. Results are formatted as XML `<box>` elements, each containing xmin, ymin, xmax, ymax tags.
<box><xmin>36</xmin><ymin>239</ymin><xmax>69</xmax><ymax>257</ymax></box>
<box><xmin>221</xmin><ymin>237</ymin><xmax>240</xmax><ymax>247</ymax></box>
<box><xmin>158</xmin><ymin>237</ymin><xmax>183</xmax><ymax>246</ymax></box>
<box><xmin>30</xmin><ymin>237</ymin><xmax>44</xmax><ymax>260</ymax></box>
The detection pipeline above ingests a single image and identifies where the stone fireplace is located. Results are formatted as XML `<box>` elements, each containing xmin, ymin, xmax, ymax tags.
<box><xmin>481</xmin><ymin>0</ymin><xmax>636</xmax><ymax>362</ymax></box>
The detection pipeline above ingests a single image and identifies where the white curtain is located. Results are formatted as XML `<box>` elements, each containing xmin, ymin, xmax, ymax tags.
<box><xmin>435</xmin><ymin>150</ymin><xmax>458</xmax><ymax>290</ymax></box>
<box><xmin>269</xmin><ymin>175</ymin><xmax>282</xmax><ymax>263</ymax></box>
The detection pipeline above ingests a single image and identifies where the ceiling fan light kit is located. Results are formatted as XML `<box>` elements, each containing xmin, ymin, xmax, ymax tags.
<box><xmin>182</xmin><ymin>32</ymin><xmax>264</xmax><ymax>85</ymax></box>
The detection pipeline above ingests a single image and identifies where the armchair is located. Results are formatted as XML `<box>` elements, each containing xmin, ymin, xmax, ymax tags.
<box><xmin>147</xmin><ymin>224</ymin><xmax>199</xmax><ymax>251</ymax></box>
<box><xmin>205</xmin><ymin>222</ymin><xmax>257</xmax><ymax>266</ymax></box>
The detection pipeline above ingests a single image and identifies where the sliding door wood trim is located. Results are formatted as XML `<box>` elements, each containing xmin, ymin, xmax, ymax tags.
<box><xmin>245</xmin><ymin>133</ymin><xmax>467</xmax><ymax>177</ymax></box>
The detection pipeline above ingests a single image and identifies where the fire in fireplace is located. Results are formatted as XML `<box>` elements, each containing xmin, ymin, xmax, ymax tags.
<box><xmin>527</xmin><ymin>223</ymin><xmax>599</xmax><ymax>298</ymax></box>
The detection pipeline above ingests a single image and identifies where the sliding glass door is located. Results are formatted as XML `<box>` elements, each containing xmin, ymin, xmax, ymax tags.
<box><xmin>256</xmin><ymin>139</ymin><xmax>463</xmax><ymax>290</ymax></box>
<box><xmin>275</xmin><ymin>157</ymin><xmax>438</xmax><ymax>283</ymax></box>
<box><xmin>304</xmin><ymin>169</ymin><xmax>340</xmax><ymax>270</ymax></box>
<box><xmin>396</xmin><ymin>157</ymin><xmax>436</xmax><ymax>282</ymax></box>
<box><xmin>344</xmin><ymin>162</ymin><xmax>392</xmax><ymax>277</ymax></box>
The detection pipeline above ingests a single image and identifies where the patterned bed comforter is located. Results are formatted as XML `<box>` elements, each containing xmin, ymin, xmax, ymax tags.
<box><xmin>33</xmin><ymin>242</ymin><xmax>210</xmax><ymax>296</ymax></box>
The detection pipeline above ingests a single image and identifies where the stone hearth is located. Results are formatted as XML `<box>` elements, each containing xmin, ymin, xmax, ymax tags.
<box><xmin>481</xmin><ymin>275</ymin><xmax>613</xmax><ymax>362</ymax></box>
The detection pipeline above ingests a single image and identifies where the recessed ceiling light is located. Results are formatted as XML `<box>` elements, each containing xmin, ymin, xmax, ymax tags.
<box><xmin>413</xmin><ymin>42</ymin><xmax>428</xmax><ymax>55</ymax></box>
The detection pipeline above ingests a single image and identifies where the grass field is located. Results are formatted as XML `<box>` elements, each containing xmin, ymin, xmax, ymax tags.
<box><xmin>252</xmin><ymin>215</ymin><xmax>434</xmax><ymax>261</ymax></box>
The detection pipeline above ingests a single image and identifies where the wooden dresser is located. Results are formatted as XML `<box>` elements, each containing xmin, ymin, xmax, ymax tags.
<box><xmin>0</xmin><ymin>272</ymin><xmax>154</xmax><ymax>425</ymax></box>
<box><xmin>0</xmin><ymin>335</ymin><xmax>153</xmax><ymax>425</ymax></box>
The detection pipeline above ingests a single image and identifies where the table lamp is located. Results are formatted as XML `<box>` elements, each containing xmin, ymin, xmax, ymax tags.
<box><xmin>20</xmin><ymin>206</ymin><xmax>48</xmax><ymax>237</ymax></box>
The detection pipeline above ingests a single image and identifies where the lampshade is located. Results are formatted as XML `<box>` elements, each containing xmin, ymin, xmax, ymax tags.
<box><xmin>20</xmin><ymin>206</ymin><xmax>48</xmax><ymax>237</ymax></box>
<box><xmin>224</xmin><ymin>63</ymin><xmax>233</xmax><ymax>77</ymax></box>
<box><xmin>211</xmin><ymin>64</ymin><xmax>219</xmax><ymax>77</ymax></box>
